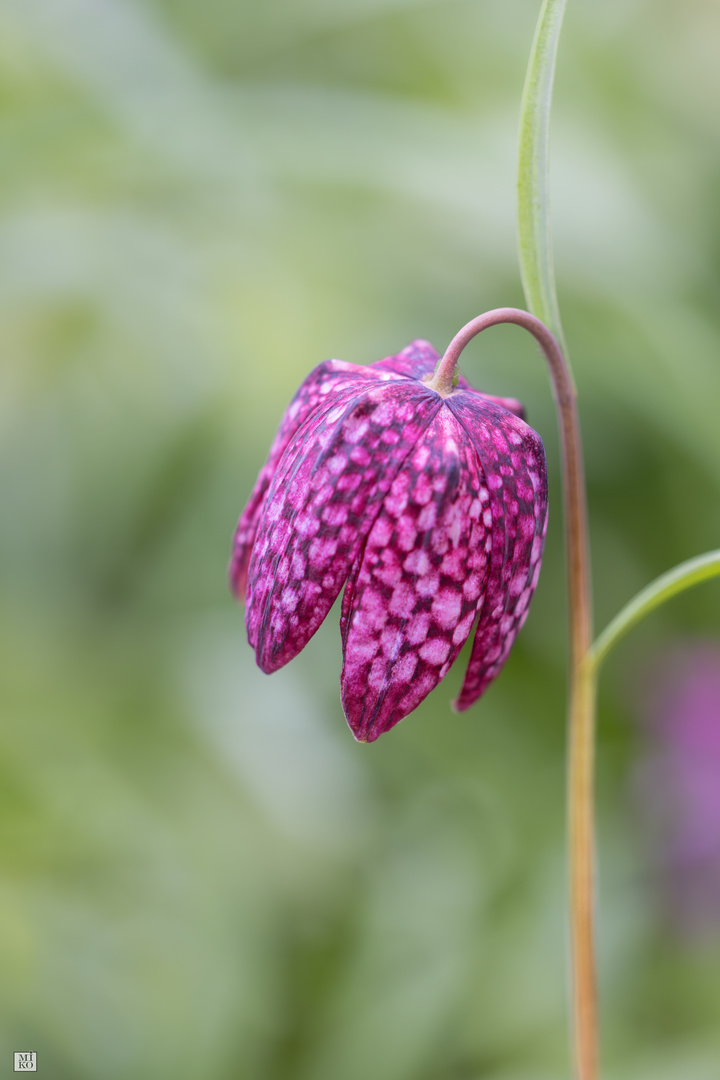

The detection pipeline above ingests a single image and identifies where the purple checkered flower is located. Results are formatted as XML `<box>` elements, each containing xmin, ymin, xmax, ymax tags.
<box><xmin>230</xmin><ymin>339</ymin><xmax>548</xmax><ymax>742</ymax></box>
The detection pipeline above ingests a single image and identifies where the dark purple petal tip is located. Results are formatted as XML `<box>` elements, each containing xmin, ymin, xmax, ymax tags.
<box><xmin>231</xmin><ymin>339</ymin><xmax>548</xmax><ymax>740</ymax></box>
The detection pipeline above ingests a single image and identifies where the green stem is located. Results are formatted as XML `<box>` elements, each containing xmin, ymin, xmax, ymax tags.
<box><xmin>518</xmin><ymin>0</ymin><xmax>568</xmax><ymax>356</ymax></box>
<box><xmin>568</xmin><ymin>655</ymin><xmax>597</xmax><ymax>1080</ymax></box>
<box><xmin>589</xmin><ymin>550</ymin><xmax>720</xmax><ymax>672</ymax></box>
<box><xmin>518</xmin><ymin>3</ymin><xmax>598</xmax><ymax>1078</ymax></box>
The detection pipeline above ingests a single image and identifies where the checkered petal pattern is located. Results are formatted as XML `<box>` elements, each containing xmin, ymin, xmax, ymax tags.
<box><xmin>340</xmin><ymin>408</ymin><xmax>490</xmax><ymax>741</ymax></box>
<box><xmin>445</xmin><ymin>393</ymin><xmax>548</xmax><ymax>711</ymax></box>
<box><xmin>230</xmin><ymin>359</ymin><xmax>396</xmax><ymax>599</ymax></box>
<box><xmin>232</xmin><ymin>339</ymin><xmax>548</xmax><ymax>740</ymax></box>
<box><xmin>246</xmin><ymin>380</ymin><xmax>442</xmax><ymax>673</ymax></box>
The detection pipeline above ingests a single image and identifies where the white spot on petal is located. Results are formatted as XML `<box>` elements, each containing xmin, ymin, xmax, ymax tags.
<box><xmin>326</xmin><ymin>404</ymin><xmax>348</xmax><ymax>424</ymax></box>
<box><xmin>452</xmin><ymin>611</ymin><xmax>475</xmax><ymax>646</ymax></box>
<box><xmin>417</xmin><ymin>503</ymin><xmax>437</xmax><ymax>530</ymax></box>
<box><xmin>327</xmin><ymin>453</ymin><xmax>348</xmax><ymax>475</ymax></box>
<box><xmin>419</xmin><ymin>638</ymin><xmax>451</xmax><ymax>666</ymax></box>
<box><xmin>403</xmin><ymin>550</ymin><xmax>431</xmax><ymax>576</ymax></box>
<box><xmin>281</xmin><ymin>588</ymin><xmax>298</xmax><ymax>612</ymax></box>
<box><xmin>406</xmin><ymin>612</ymin><xmax>430</xmax><ymax>644</ymax></box>
<box><xmin>416</xmin><ymin>572</ymin><xmax>439</xmax><ymax>597</ymax></box>
<box><xmin>431</xmin><ymin>587</ymin><xmax>462</xmax><ymax>629</ymax></box>
<box><xmin>381</xmin><ymin>626</ymin><xmax>403</xmax><ymax>658</ymax></box>
<box><xmin>296</xmin><ymin>512</ymin><xmax>321</xmax><ymax>537</ymax></box>
<box><xmin>393</xmin><ymin>652</ymin><xmax>418</xmax><ymax>683</ymax></box>
<box><xmin>350</xmin><ymin>638</ymin><xmax>380</xmax><ymax>663</ymax></box>
<box><xmin>322</xmin><ymin>504</ymin><xmax>348</xmax><ymax>527</ymax></box>
<box><xmin>389</xmin><ymin>582</ymin><xmax>416</xmax><ymax>618</ymax></box>
<box><xmin>412</xmin><ymin>445</ymin><xmax>431</xmax><ymax>471</ymax></box>
<box><xmin>343</xmin><ymin>416</ymin><xmax>369</xmax><ymax>443</ymax></box>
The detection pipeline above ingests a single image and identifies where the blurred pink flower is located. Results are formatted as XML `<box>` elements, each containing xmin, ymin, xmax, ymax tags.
<box><xmin>636</xmin><ymin>643</ymin><xmax>720</xmax><ymax>935</ymax></box>
<box><xmin>231</xmin><ymin>339</ymin><xmax>547</xmax><ymax>742</ymax></box>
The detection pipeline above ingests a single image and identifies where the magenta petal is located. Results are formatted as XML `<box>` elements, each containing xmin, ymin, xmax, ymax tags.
<box><xmin>230</xmin><ymin>334</ymin><xmax>547</xmax><ymax>741</ymax></box>
<box><xmin>229</xmin><ymin>360</ymin><xmax>380</xmax><ymax>600</ymax></box>
<box><xmin>340</xmin><ymin>408</ymin><xmax>490</xmax><ymax>742</ymax></box>
<box><xmin>464</xmin><ymin>388</ymin><xmax>525</xmax><ymax>420</ymax></box>
<box><xmin>372</xmin><ymin>339</ymin><xmax>525</xmax><ymax>418</ymax></box>
<box><xmin>372</xmin><ymin>338</ymin><xmax>473</xmax><ymax>392</ymax></box>
<box><xmin>246</xmin><ymin>381</ymin><xmax>442</xmax><ymax>674</ymax></box>
<box><xmin>372</xmin><ymin>339</ymin><xmax>441</xmax><ymax>381</ymax></box>
<box><xmin>446</xmin><ymin>392</ymin><xmax>548</xmax><ymax>711</ymax></box>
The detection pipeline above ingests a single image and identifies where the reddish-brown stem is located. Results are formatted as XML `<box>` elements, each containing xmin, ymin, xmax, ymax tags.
<box><xmin>437</xmin><ymin>308</ymin><xmax>597</xmax><ymax>1080</ymax></box>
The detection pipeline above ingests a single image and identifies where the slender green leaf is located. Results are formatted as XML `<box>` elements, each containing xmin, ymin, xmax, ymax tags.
<box><xmin>517</xmin><ymin>0</ymin><xmax>568</xmax><ymax>357</ymax></box>
<box><xmin>589</xmin><ymin>550</ymin><xmax>720</xmax><ymax>670</ymax></box>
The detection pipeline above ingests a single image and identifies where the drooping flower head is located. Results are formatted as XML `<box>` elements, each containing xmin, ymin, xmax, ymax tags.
<box><xmin>230</xmin><ymin>338</ymin><xmax>548</xmax><ymax>742</ymax></box>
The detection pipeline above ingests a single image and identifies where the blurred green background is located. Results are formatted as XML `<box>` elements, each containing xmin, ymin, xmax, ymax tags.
<box><xmin>2</xmin><ymin>0</ymin><xmax>720</xmax><ymax>1076</ymax></box>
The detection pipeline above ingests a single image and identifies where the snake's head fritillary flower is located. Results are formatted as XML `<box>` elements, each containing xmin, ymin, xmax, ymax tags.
<box><xmin>230</xmin><ymin>338</ymin><xmax>548</xmax><ymax>742</ymax></box>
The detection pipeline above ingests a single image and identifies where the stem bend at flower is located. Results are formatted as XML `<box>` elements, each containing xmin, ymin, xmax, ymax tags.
<box><xmin>436</xmin><ymin>307</ymin><xmax>591</xmax><ymax>670</ymax></box>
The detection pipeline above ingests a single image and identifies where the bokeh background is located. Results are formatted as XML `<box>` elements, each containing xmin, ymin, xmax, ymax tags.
<box><xmin>2</xmin><ymin>0</ymin><xmax>720</xmax><ymax>1076</ymax></box>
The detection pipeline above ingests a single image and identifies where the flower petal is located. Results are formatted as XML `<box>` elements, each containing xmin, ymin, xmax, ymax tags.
<box><xmin>372</xmin><ymin>339</ymin><xmax>525</xmax><ymax>418</ymax></box>
<box><xmin>445</xmin><ymin>392</ymin><xmax>548</xmax><ymax>711</ymax></box>
<box><xmin>229</xmin><ymin>359</ymin><xmax>403</xmax><ymax>599</ymax></box>
<box><xmin>246</xmin><ymin>381</ymin><xmax>442</xmax><ymax>673</ymax></box>
<box><xmin>340</xmin><ymin>407</ymin><xmax>490</xmax><ymax>742</ymax></box>
<box><xmin>372</xmin><ymin>338</ymin><xmax>441</xmax><ymax>380</ymax></box>
<box><xmin>465</xmin><ymin>388</ymin><xmax>525</xmax><ymax>420</ymax></box>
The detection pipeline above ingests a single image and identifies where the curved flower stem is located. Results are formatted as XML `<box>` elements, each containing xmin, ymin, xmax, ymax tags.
<box><xmin>436</xmin><ymin>306</ymin><xmax>596</xmax><ymax>1080</ymax></box>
